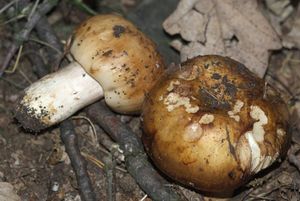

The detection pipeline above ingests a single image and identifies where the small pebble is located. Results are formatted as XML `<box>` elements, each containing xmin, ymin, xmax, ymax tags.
<box><xmin>51</xmin><ymin>181</ymin><xmax>60</xmax><ymax>192</ymax></box>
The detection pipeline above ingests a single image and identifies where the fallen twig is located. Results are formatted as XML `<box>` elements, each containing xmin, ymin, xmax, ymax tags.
<box><xmin>25</xmin><ymin>44</ymin><xmax>49</xmax><ymax>77</ymax></box>
<box><xmin>289</xmin><ymin>154</ymin><xmax>300</xmax><ymax>170</ymax></box>
<box><xmin>35</xmin><ymin>16</ymin><xmax>63</xmax><ymax>67</ymax></box>
<box><xmin>60</xmin><ymin>120</ymin><xmax>97</xmax><ymax>201</ymax></box>
<box><xmin>87</xmin><ymin>101</ymin><xmax>187</xmax><ymax>201</ymax></box>
<box><xmin>103</xmin><ymin>154</ymin><xmax>117</xmax><ymax>201</ymax></box>
<box><xmin>0</xmin><ymin>0</ymin><xmax>59</xmax><ymax>76</ymax></box>
<box><xmin>0</xmin><ymin>0</ymin><xmax>17</xmax><ymax>15</ymax></box>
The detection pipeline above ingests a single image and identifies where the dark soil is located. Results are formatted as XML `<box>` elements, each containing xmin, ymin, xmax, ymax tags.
<box><xmin>0</xmin><ymin>0</ymin><xmax>300</xmax><ymax>201</ymax></box>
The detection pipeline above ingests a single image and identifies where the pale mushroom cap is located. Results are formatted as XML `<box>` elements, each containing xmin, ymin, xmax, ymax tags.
<box><xmin>70</xmin><ymin>14</ymin><xmax>164</xmax><ymax>113</ymax></box>
<box><xmin>142</xmin><ymin>55</ymin><xmax>290</xmax><ymax>193</ymax></box>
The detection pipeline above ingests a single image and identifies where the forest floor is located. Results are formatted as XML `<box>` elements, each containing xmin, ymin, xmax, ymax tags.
<box><xmin>1</xmin><ymin>0</ymin><xmax>300</xmax><ymax>201</ymax></box>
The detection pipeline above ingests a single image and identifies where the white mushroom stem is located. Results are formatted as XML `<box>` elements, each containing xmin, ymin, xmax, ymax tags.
<box><xmin>16</xmin><ymin>62</ymin><xmax>103</xmax><ymax>130</ymax></box>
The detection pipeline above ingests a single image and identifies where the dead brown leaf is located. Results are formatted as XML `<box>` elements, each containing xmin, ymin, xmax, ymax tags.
<box><xmin>265</xmin><ymin>0</ymin><xmax>293</xmax><ymax>22</ymax></box>
<box><xmin>0</xmin><ymin>182</ymin><xmax>21</xmax><ymax>201</ymax></box>
<box><xmin>283</xmin><ymin>5</ymin><xmax>300</xmax><ymax>49</ymax></box>
<box><xmin>163</xmin><ymin>0</ymin><xmax>282</xmax><ymax>77</ymax></box>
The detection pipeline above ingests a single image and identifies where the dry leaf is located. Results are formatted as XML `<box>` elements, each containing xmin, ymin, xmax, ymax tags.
<box><xmin>283</xmin><ymin>5</ymin><xmax>300</xmax><ymax>49</ymax></box>
<box><xmin>264</xmin><ymin>0</ymin><xmax>294</xmax><ymax>46</ymax></box>
<box><xmin>163</xmin><ymin>0</ymin><xmax>282</xmax><ymax>77</ymax></box>
<box><xmin>0</xmin><ymin>182</ymin><xmax>21</xmax><ymax>201</ymax></box>
<box><xmin>265</xmin><ymin>0</ymin><xmax>293</xmax><ymax>21</ymax></box>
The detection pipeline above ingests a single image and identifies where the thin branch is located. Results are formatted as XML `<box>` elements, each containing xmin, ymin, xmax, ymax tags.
<box><xmin>24</xmin><ymin>45</ymin><xmax>49</xmax><ymax>77</ymax></box>
<box><xmin>0</xmin><ymin>0</ymin><xmax>17</xmax><ymax>15</ymax></box>
<box><xmin>86</xmin><ymin>102</ymin><xmax>187</xmax><ymax>201</ymax></box>
<box><xmin>288</xmin><ymin>152</ymin><xmax>300</xmax><ymax>171</ymax></box>
<box><xmin>0</xmin><ymin>0</ymin><xmax>59</xmax><ymax>76</ymax></box>
<box><xmin>60</xmin><ymin>120</ymin><xmax>97</xmax><ymax>201</ymax></box>
<box><xmin>34</xmin><ymin>16</ymin><xmax>63</xmax><ymax>66</ymax></box>
<box><xmin>28</xmin><ymin>0</ymin><xmax>40</xmax><ymax>20</ymax></box>
<box><xmin>103</xmin><ymin>154</ymin><xmax>116</xmax><ymax>201</ymax></box>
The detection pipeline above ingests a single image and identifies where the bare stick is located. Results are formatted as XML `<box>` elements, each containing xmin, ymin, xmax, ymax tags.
<box><xmin>86</xmin><ymin>102</ymin><xmax>186</xmax><ymax>201</ymax></box>
<box><xmin>60</xmin><ymin>120</ymin><xmax>97</xmax><ymax>201</ymax></box>
<box><xmin>103</xmin><ymin>154</ymin><xmax>116</xmax><ymax>201</ymax></box>
<box><xmin>25</xmin><ymin>44</ymin><xmax>49</xmax><ymax>77</ymax></box>
<box><xmin>289</xmin><ymin>153</ymin><xmax>300</xmax><ymax>171</ymax></box>
<box><xmin>35</xmin><ymin>16</ymin><xmax>63</xmax><ymax>65</ymax></box>
<box><xmin>0</xmin><ymin>0</ymin><xmax>58</xmax><ymax>76</ymax></box>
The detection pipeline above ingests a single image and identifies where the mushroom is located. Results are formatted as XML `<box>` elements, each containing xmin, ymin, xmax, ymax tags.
<box><xmin>15</xmin><ymin>14</ymin><xmax>164</xmax><ymax>131</ymax></box>
<box><xmin>142</xmin><ymin>55</ymin><xmax>290</xmax><ymax>194</ymax></box>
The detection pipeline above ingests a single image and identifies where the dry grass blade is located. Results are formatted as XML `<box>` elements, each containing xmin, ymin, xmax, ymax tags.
<box><xmin>72</xmin><ymin>115</ymin><xmax>98</xmax><ymax>148</ymax></box>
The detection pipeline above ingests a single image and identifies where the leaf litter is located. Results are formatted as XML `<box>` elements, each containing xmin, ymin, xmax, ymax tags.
<box><xmin>1</xmin><ymin>0</ymin><xmax>300</xmax><ymax>200</ymax></box>
<box><xmin>163</xmin><ymin>0</ymin><xmax>282</xmax><ymax>77</ymax></box>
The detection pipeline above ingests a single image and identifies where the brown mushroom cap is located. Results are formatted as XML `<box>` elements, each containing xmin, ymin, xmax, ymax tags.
<box><xmin>142</xmin><ymin>55</ymin><xmax>290</xmax><ymax>193</ymax></box>
<box><xmin>70</xmin><ymin>14</ymin><xmax>164</xmax><ymax>113</ymax></box>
